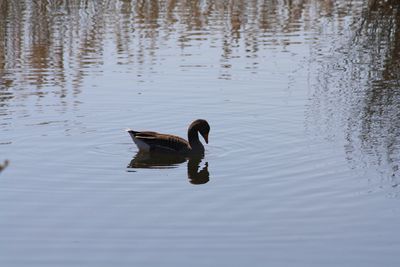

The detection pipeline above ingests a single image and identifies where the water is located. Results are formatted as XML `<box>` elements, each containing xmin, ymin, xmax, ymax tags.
<box><xmin>1</xmin><ymin>0</ymin><xmax>400</xmax><ymax>266</ymax></box>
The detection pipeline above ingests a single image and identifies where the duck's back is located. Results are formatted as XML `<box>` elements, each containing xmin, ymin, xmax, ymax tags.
<box><xmin>128</xmin><ymin>130</ymin><xmax>190</xmax><ymax>153</ymax></box>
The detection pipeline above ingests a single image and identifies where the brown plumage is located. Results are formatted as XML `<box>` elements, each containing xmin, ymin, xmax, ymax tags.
<box><xmin>127</xmin><ymin>119</ymin><xmax>210</xmax><ymax>155</ymax></box>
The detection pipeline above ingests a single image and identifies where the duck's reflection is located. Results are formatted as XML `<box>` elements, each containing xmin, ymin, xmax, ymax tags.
<box><xmin>128</xmin><ymin>152</ymin><xmax>209</xmax><ymax>185</ymax></box>
<box><xmin>187</xmin><ymin>157</ymin><xmax>209</xmax><ymax>185</ymax></box>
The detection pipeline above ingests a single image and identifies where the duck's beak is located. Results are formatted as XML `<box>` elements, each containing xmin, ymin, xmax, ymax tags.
<box><xmin>203</xmin><ymin>133</ymin><xmax>209</xmax><ymax>144</ymax></box>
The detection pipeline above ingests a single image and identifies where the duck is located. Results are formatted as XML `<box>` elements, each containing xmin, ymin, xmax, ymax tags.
<box><xmin>127</xmin><ymin>119</ymin><xmax>210</xmax><ymax>155</ymax></box>
<box><xmin>0</xmin><ymin>160</ymin><xmax>9</xmax><ymax>173</ymax></box>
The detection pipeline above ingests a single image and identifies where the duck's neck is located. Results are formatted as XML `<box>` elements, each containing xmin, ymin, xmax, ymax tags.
<box><xmin>188</xmin><ymin>127</ymin><xmax>204</xmax><ymax>153</ymax></box>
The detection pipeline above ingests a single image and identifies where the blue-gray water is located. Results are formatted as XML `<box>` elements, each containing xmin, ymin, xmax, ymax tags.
<box><xmin>1</xmin><ymin>1</ymin><xmax>400</xmax><ymax>266</ymax></box>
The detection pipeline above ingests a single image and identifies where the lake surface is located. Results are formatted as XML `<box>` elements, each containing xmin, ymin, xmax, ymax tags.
<box><xmin>1</xmin><ymin>0</ymin><xmax>400</xmax><ymax>266</ymax></box>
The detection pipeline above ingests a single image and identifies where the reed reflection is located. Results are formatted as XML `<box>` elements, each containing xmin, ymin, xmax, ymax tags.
<box><xmin>311</xmin><ymin>0</ymin><xmax>400</xmax><ymax>182</ymax></box>
<box><xmin>128</xmin><ymin>152</ymin><xmax>209</xmax><ymax>185</ymax></box>
<box><xmin>0</xmin><ymin>0</ymin><xmax>359</xmax><ymax>90</ymax></box>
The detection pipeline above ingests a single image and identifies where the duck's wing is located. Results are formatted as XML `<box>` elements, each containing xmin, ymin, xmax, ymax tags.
<box><xmin>137</xmin><ymin>133</ymin><xmax>190</xmax><ymax>152</ymax></box>
<box><xmin>128</xmin><ymin>130</ymin><xmax>190</xmax><ymax>152</ymax></box>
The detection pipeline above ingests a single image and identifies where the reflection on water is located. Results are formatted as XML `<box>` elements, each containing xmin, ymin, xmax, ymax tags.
<box><xmin>310</xmin><ymin>0</ymin><xmax>400</xmax><ymax>184</ymax></box>
<box><xmin>128</xmin><ymin>152</ymin><xmax>209</xmax><ymax>185</ymax></box>
<box><xmin>0</xmin><ymin>0</ymin><xmax>360</xmax><ymax>90</ymax></box>
<box><xmin>187</xmin><ymin>157</ymin><xmax>209</xmax><ymax>185</ymax></box>
<box><xmin>128</xmin><ymin>151</ymin><xmax>186</xmax><ymax>169</ymax></box>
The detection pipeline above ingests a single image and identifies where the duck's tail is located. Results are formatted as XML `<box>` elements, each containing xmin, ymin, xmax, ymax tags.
<box><xmin>125</xmin><ymin>128</ymin><xmax>139</xmax><ymax>135</ymax></box>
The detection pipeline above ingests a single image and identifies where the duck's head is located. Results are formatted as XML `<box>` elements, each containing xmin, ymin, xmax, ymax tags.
<box><xmin>190</xmin><ymin>119</ymin><xmax>210</xmax><ymax>144</ymax></box>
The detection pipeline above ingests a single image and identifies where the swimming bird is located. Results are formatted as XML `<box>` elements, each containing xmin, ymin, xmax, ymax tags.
<box><xmin>0</xmin><ymin>160</ymin><xmax>9</xmax><ymax>173</ymax></box>
<box><xmin>127</xmin><ymin>119</ymin><xmax>210</xmax><ymax>155</ymax></box>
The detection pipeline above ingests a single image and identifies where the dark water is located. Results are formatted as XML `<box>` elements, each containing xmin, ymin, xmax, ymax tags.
<box><xmin>1</xmin><ymin>0</ymin><xmax>400</xmax><ymax>266</ymax></box>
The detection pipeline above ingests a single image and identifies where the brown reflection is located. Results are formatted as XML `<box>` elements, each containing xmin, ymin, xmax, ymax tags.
<box><xmin>128</xmin><ymin>151</ymin><xmax>209</xmax><ymax>185</ymax></box>
<box><xmin>0</xmin><ymin>0</ymin><xmax>359</xmax><ymax>90</ymax></box>
<box><xmin>311</xmin><ymin>0</ymin><xmax>400</xmax><ymax>182</ymax></box>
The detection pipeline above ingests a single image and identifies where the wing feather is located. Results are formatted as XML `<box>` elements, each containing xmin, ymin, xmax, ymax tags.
<box><xmin>128</xmin><ymin>130</ymin><xmax>190</xmax><ymax>152</ymax></box>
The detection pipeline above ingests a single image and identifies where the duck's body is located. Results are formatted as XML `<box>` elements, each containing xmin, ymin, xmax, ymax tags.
<box><xmin>127</xmin><ymin>130</ymin><xmax>192</xmax><ymax>153</ymax></box>
<box><xmin>127</xmin><ymin>119</ymin><xmax>210</xmax><ymax>155</ymax></box>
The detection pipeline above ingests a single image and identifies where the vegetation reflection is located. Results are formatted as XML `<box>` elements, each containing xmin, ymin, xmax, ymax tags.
<box><xmin>0</xmin><ymin>0</ymin><xmax>358</xmax><ymax>90</ymax></box>
<box><xmin>311</xmin><ymin>0</ymin><xmax>400</xmax><ymax>182</ymax></box>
